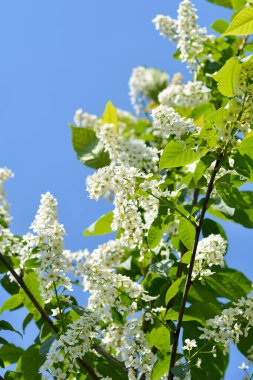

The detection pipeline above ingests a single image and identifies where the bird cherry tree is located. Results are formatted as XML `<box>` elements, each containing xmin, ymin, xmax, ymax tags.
<box><xmin>1</xmin><ymin>0</ymin><xmax>253</xmax><ymax>379</ymax></box>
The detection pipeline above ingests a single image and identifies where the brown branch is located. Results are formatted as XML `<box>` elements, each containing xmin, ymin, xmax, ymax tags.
<box><xmin>0</xmin><ymin>252</ymin><xmax>103</xmax><ymax>380</ymax></box>
<box><xmin>168</xmin><ymin>157</ymin><xmax>222</xmax><ymax>379</ymax></box>
<box><xmin>93</xmin><ymin>344</ymin><xmax>127</xmax><ymax>372</ymax></box>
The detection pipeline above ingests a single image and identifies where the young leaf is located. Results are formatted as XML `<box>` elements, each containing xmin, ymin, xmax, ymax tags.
<box><xmin>223</xmin><ymin>6</ymin><xmax>253</xmax><ymax>36</ymax></box>
<box><xmin>178</xmin><ymin>219</ymin><xmax>196</xmax><ymax>251</ymax></box>
<box><xmin>159</xmin><ymin>141</ymin><xmax>199</xmax><ymax>170</ymax></box>
<box><xmin>71</xmin><ymin>126</ymin><xmax>110</xmax><ymax>169</ymax></box>
<box><xmin>165</xmin><ymin>276</ymin><xmax>186</xmax><ymax>305</ymax></box>
<box><xmin>102</xmin><ymin>101</ymin><xmax>118</xmax><ymax>130</ymax></box>
<box><xmin>0</xmin><ymin>294</ymin><xmax>23</xmax><ymax>314</ymax></box>
<box><xmin>212</xmin><ymin>57</ymin><xmax>241</xmax><ymax>97</ymax></box>
<box><xmin>148</xmin><ymin>210</ymin><xmax>173</xmax><ymax>249</ymax></box>
<box><xmin>19</xmin><ymin>271</ymin><xmax>44</xmax><ymax>321</ymax></box>
<box><xmin>39</xmin><ymin>335</ymin><xmax>55</xmax><ymax>357</ymax></box>
<box><xmin>211</xmin><ymin>19</ymin><xmax>229</xmax><ymax>34</ymax></box>
<box><xmin>149</xmin><ymin>324</ymin><xmax>170</xmax><ymax>351</ymax></box>
<box><xmin>83</xmin><ymin>211</ymin><xmax>114</xmax><ymax>236</ymax></box>
<box><xmin>207</xmin><ymin>0</ymin><xmax>232</xmax><ymax>8</ymax></box>
<box><xmin>20</xmin><ymin>345</ymin><xmax>45</xmax><ymax>380</ymax></box>
<box><xmin>0</xmin><ymin>344</ymin><xmax>24</xmax><ymax>365</ymax></box>
<box><xmin>205</xmin><ymin>273</ymin><xmax>248</xmax><ymax>301</ymax></box>
<box><xmin>237</xmin><ymin>135</ymin><xmax>253</xmax><ymax>160</ymax></box>
<box><xmin>151</xmin><ymin>352</ymin><xmax>171</xmax><ymax>380</ymax></box>
<box><xmin>0</xmin><ymin>320</ymin><xmax>22</xmax><ymax>338</ymax></box>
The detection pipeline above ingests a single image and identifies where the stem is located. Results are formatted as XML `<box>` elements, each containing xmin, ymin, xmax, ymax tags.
<box><xmin>168</xmin><ymin>157</ymin><xmax>222</xmax><ymax>379</ymax></box>
<box><xmin>0</xmin><ymin>252</ymin><xmax>115</xmax><ymax>380</ymax></box>
<box><xmin>53</xmin><ymin>281</ymin><xmax>66</xmax><ymax>333</ymax></box>
<box><xmin>93</xmin><ymin>344</ymin><xmax>127</xmax><ymax>372</ymax></box>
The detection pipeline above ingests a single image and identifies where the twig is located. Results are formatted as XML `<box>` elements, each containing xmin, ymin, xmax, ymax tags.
<box><xmin>168</xmin><ymin>157</ymin><xmax>222</xmax><ymax>379</ymax></box>
<box><xmin>0</xmin><ymin>252</ymin><xmax>107</xmax><ymax>380</ymax></box>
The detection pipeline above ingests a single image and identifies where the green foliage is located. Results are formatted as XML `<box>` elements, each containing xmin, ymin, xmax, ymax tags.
<box><xmin>102</xmin><ymin>101</ymin><xmax>118</xmax><ymax>129</ymax></box>
<box><xmin>71</xmin><ymin>126</ymin><xmax>110</xmax><ymax>169</ymax></box>
<box><xmin>83</xmin><ymin>211</ymin><xmax>114</xmax><ymax>236</ymax></box>
<box><xmin>0</xmin><ymin>294</ymin><xmax>23</xmax><ymax>314</ymax></box>
<box><xmin>165</xmin><ymin>276</ymin><xmax>186</xmax><ymax>305</ymax></box>
<box><xmin>223</xmin><ymin>6</ymin><xmax>253</xmax><ymax>35</ymax></box>
<box><xmin>20</xmin><ymin>345</ymin><xmax>45</xmax><ymax>380</ymax></box>
<box><xmin>19</xmin><ymin>272</ymin><xmax>44</xmax><ymax>321</ymax></box>
<box><xmin>159</xmin><ymin>141</ymin><xmax>200</xmax><ymax>170</ymax></box>
<box><xmin>178</xmin><ymin>219</ymin><xmax>196</xmax><ymax>251</ymax></box>
<box><xmin>212</xmin><ymin>57</ymin><xmax>241</xmax><ymax>97</ymax></box>
<box><xmin>147</xmin><ymin>206</ymin><xmax>173</xmax><ymax>248</ymax></box>
<box><xmin>0</xmin><ymin>344</ymin><xmax>24</xmax><ymax>366</ymax></box>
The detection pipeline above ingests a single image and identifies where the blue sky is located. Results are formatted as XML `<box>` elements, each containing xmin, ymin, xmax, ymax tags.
<box><xmin>0</xmin><ymin>1</ymin><xmax>252</xmax><ymax>379</ymax></box>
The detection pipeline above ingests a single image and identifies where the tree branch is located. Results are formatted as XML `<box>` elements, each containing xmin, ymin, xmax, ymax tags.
<box><xmin>0</xmin><ymin>252</ymin><xmax>121</xmax><ymax>380</ymax></box>
<box><xmin>168</xmin><ymin>157</ymin><xmax>222</xmax><ymax>379</ymax></box>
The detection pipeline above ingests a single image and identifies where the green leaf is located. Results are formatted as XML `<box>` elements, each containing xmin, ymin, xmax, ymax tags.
<box><xmin>22</xmin><ymin>313</ymin><xmax>33</xmax><ymax>333</ymax></box>
<box><xmin>0</xmin><ymin>320</ymin><xmax>22</xmax><ymax>338</ymax></box>
<box><xmin>151</xmin><ymin>352</ymin><xmax>171</xmax><ymax>380</ymax></box>
<box><xmin>102</xmin><ymin>101</ymin><xmax>118</xmax><ymax>129</ymax></box>
<box><xmin>178</xmin><ymin>219</ymin><xmax>195</xmax><ymax>251</ymax></box>
<box><xmin>148</xmin><ymin>207</ymin><xmax>173</xmax><ymax>248</ymax></box>
<box><xmin>206</xmin><ymin>0</ymin><xmax>232</xmax><ymax>8</ymax></box>
<box><xmin>4</xmin><ymin>371</ymin><xmax>22</xmax><ymax>379</ymax></box>
<box><xmin>193</xmin><ymin>156</ymin><xmax>215</xmax><ymax>185</ymax></box>
<box><xmin>171</xmin><ymin>362</ymin><xmax>190</xmax><ymax>379</ymax></box>
<box><xmin>191</xmin><ymin>103</ymin><xmax>215</xmax><ymax>127</ymax></box>
<box><xmin>149</xmin><ymin>259</ymin><xmax>173</xmax><ymax>278</ymax></box>
<box><xmin>71</xmin><ymin>126</ymin><xmax>110</xmax><ymax>169</ymax></box>
<box><xmin>149</xmin><ymin>324</ymin><xmax>170</xmax><ymax>351</ymax></box>
<box><xmin>181</xmin><ymin>251</ymin><xmax>192</xmax><ymax>264</ymax></box>
<box><xmin>0</xmin><ymin>344</ymin><xmax>24</xmax><ymax>365</ymax></box>
<box><xmin>238</xmin><ymin>135</ymin><xmax>253</xmax><ymax>160</ymax></box>
<box><xmin>211</xmin><ymin>19</ymin><xmax>229</xmax><ymax>33</ymax></box>
<box><xmin>1</xmin><ymin>276</ymin><xmax>19</xmax><ymax>295</ymax></box>
<box><xmin>20</xmin><ymin>345</ymin><xmax>45</xmax><ymax>380</ymax></box>
<box><xmin>212</xmin><ymin>57</ymin><xmax>241</xmax><ymax>97</ymax></box>
<box><xmin>223</xmin><ymin>7</ymin><xmax>253</xmax><ymax>36</ymax></box>
<box><xmin>71</xmin><ymin>305</ymin><xmax>94</xmax><ymax>317</ymax></box>
<box><xmin>0</xmin><ymin>294</ymin><xmax>23</xmax><ymax>314</ymax></box>
<box><xmin>39</xmin><ymin>335</ymin><xmax>55</xmax><ymax>357</ymax></box>
<box><xmin>83</xmin><ymin>211</ymin><xmax>114</xmax><ymax>236</ymax></box>
<box><xmin>165</xmin><ymin>276</ymin><xmax>186</xmax><ymax>305</ymax></box>
<box><xmin>19</xmin><ymin>271</ymin><xmax>44</xmax><ymax>321</ymax></box>
<box><xmin>202</xmin><ymin>218</ymin><xmax>227</xmax><ymax>241</ymax></box>
<box><xmin>205</xmin><ymin>272</ymin><xmax>249</xmax><ymax>301</ymax></box>
<box><xmin>231</xmin><ymin>0</ymin><xmax>246</xmax><ymax>10</ymax></box>
<box><xmin>159</xmin><ymin>141</ymin><xmax>199</xmax><ymax>170</ymax></box>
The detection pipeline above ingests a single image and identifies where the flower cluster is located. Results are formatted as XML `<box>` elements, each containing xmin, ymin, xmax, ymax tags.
<box><xmin>83</xmin><ymin>258</ymin><xmax>156</xmax><ymax>322</ymax></box>
<box><xmin>199</xmin><ymin>296</ymin><xmax>253</xmax><ymax>354</ymax></box>
<box><xmin>158</xmin><ymin>80</ymin><xmax>211</xmax><ymax>108</ymax></box>
<box><xmin>41</xmin><ymin>310</ymin><xmax>99</xmax><ymax>379</ymax></box>
<box><xmin>0</xmin><ymin>167</ymin><xmax>13</xmax><ymax>226</ymax></box>
<box><xmin>192</xmin><ymin>234</ymin><xmax>227</xmax><ymax>280</ymax></box>
<box><xmin>176</xmin><ymin>0</ymin><xmax>211</xmax><ymax>67</ymax></box>
<box><xmin>73</xmin><ymin>108</ymin><xmax>99</xmax><ymax>128</ymax></box>
<box><xmin>152</xmin><ymin>15</ymin><xmax>178</xmax><ymax>42</ymax></box>
<box><xmin>96</xmin><ymin>123</ymin><xmax>159</xmax><ymax>172</ymax></box>
<box><xmin>152</xmin><ymin>105</ymin><xmax>194</xmax><ymax>140</ymax></box>
<box><xmin>30</xmin><ymin>192</ymin><xmax>72</xmax><ymax>303</ymax></box>
<box><xmin>129</xmin><ymin>66</ymin><xmax>169</xmax><ymax>113</ymax></box>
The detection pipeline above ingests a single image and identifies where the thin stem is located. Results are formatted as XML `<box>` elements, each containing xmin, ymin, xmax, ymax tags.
<box><xmin>53</xmin><ymin>281</ymin><xmax>66</xmax><ymax>333</ymax></box>
<box><xmin>0</xmin><ymin>252</ymin><xmax>110</xmax><ymax>380</ymax></box>
<box><xmin>92</xmin><ymin>344</ymin><xmax>127</xmax><ymax>372</ymax></box>
<box><xmin>168</xmin><ymin>156</ymin><xmax>223</xmax><ymax>379</ymax></box>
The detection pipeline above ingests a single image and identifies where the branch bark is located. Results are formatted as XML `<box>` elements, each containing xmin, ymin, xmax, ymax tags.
<box><xmin>0</xmin><ymin>252</ymin><xmax>125</xmax><ymax>380</ymax></box>
<box><xmin>168</xmin><ymin>157</ymin><xmax>222</xmax><ymax>379</ymax></box>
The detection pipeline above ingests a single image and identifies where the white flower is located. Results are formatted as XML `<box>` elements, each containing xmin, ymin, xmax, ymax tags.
<box><xmin>129</xmin><ymin>66</ymin><xmax>169</xmax><ymax>113</ymax></box>
<box><xmin>238</xmin><ymin>362</ymin><xmax>249</xmax><ymax>370</ymax></box>
<box><xmin>196</xmin><ymin>358</ymin><xmax>202</xmax><ymax>368</ymax></box>
<box><xmin>152</xmin><ymin>15</ymin><xmax>178</xmax><ymax>42</ymax></box>
<box><xmin>183</xmin><ymin>338</ymin><xmax>197</xmax><ymax>351</ymax></box>
<box><xmin>73</xmin><ymin>108</ymin><xmax>98</xmax><ymax>128</ymax></box>
<box><xmin>152</xmin><ymin>105</ymin><xmax>194</xmax><ymax>140</ymax></box>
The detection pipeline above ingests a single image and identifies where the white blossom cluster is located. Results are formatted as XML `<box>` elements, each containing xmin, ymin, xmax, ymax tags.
<box><xmin>152</xmin><ymin>105</ymin><xmax>194</xmax><ymax>140</ymax></box>
<box><xmin>73</xmin><ymin>108</ymin><xmax>99</xmax><ymax>128</ymax></box>
<box><xmin>152</xmin><ymin>15</ymin><xmax>178</xmax><ymax>42</ymax></box>
<box><xmin>192</xmin><ymin>234</ymin><xmax>227</xmax><ymax>280</ymax></box>
<box><xmin>30</xmin><ymin>192</ymin><xmax>72</xmax><ymax>303</ymax></box>
<box><xmin>41</xmin><ymin>311</ymin><xmax>99</xmax><ymax>379</ymax></box>
<box><xmin>158</xmin><ymin>80</ymin><xmax>211</xmax><ymax>108</ymax></box>
<box><xmin>0</xmin><ymin>167</ymin><xmax>13</xmax><ymax>226</ymax></box>
<box><xmin>199</xmin><ymin>295</ymin><xmax>253</xmax><ymax>354</ymax></box>
<box><xmin>101</xmin><ymin>317</ymin><xmax>156</xmax><ymax>380</ymax></box>
<box><xmin>129</xmin><ymin>66</ymin><xmax>169</xmax><ymax>113</ymax></box>
<box><xmin>153</xmin><ymin>0</ymin><xmax>214</xmax><ymax>68</ymax></box>
<box><xmin>177</xmin><ymin>0</ymin><xmax>211</xmax><ymax>67</ymax></box>
<box><xmin>83</xmin><ymin>258</ymin><xmax>156</xmax><ymax>322</ymax></box>
<box><xmin>96</xmin><ymin>123</ymin><xmax>159</xmax><ymax>172</ymax></box>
